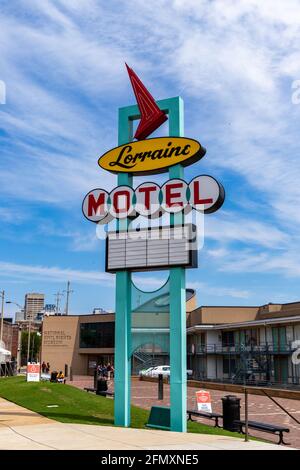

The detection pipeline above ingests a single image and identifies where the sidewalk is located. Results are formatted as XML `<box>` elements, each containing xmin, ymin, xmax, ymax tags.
<box><xmin>0</xmin><ymin>397</ymin><xmax>51</xmax><ymax>426</ymax></box>
<box><xmin>0</xmin><ymin>397</ymin><xmax>293</xmax><ymax>450</ymax></box>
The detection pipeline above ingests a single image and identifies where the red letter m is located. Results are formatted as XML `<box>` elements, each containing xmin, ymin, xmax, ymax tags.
<box><xmin>88</xmin><ymin>193</ymin><xmax>105</xmax><ymax>216</ymax></box>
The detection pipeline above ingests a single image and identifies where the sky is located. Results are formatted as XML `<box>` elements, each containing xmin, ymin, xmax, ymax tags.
<box><xmin>1</xmin><ymin>0</ymin><xmax>300</xmax><ymax>316</ymax></box>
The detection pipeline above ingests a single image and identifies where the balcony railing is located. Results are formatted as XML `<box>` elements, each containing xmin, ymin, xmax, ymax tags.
<box><xmin>188</xmin><ymin>342</ymin><xmax>296</xmax><ymax>355</ymax></box>
<box><xmin>190</xmin><ymin>373</ymin><xmax>300</xmax><ymax>388</ymax></box>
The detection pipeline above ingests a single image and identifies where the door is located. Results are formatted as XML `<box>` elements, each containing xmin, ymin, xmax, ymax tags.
<box><xmin>274</xmin><ymin>356</ymin><xmax>288</xmax><ymax>384</ymax></box>
<box><xmin>272</xmin><ymin>326</ymin><xmax>286</xmax><ymax>352</ymax></box>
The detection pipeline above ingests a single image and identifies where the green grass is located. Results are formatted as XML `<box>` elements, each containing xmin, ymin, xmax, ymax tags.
<box><xmin>0</xmin><ymin>376</ymin><xmax>244</xmax><ymax>438</ymax></box>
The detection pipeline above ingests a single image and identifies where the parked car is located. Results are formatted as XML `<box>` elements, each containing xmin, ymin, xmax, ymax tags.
<box><xmin>139</xmin><ymin>365</ymin><xmax>193</xmax><ymax>378</ymax></box>
<box><xmin>139</xmin><ymin>366</ymin><xmax>170</xmax><ymax>378</ymax></box>
<box><xmin>139</xmin><ymin>367</ymin><xmax>155</xmax><ymax>377</ymax></box>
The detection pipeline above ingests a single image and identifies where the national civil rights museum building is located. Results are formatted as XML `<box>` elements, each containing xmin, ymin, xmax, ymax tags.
<box><xmin>41</xmin><ymin>293</ymin><xmax>300</xmax><ymax>386</ymax></box>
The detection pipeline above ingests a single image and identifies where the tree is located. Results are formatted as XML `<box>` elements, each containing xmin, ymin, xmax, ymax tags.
<box><xmin>21</xmin><ymin>331</ymin><xmax>42</xmax><ymax>364</ymax></box>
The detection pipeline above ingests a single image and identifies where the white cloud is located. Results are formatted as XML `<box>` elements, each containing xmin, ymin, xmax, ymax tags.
<box><xmin>215</xmin><ymin>247</ymin><xmax>300</xmax><ymax>278</ymax></box>
<box><xmin>1</xmin><ymin>0</ymin><xmax>300</xmax><ymax>306</ymax></box>
<box><xmin>0</xmin><ymin>260</ymin><xmax>113</xmax><ymax>284</ymax></box>
<box><xmin>188</xmin><ymin>280</ymin><xmax>250</xmax><ymax>299</ymax></box>
<box><xmin>204</xmin><ymin>212</ymin><xmax>290</xmax><ymax>249</ymax></box>
<box><xmin>1</xmin><ymin>0</ymin><xmax>300</xmax><ymax>218</ymax></box>
<box><xmin>132</xmin><ymin>271</ymin><xmax>250</xmax><ymax>299</ymax></box>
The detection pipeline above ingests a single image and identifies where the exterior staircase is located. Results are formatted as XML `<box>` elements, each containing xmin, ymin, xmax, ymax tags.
<box><xmin>132</xmin><ymin>349</ymin><xmax>162</xmax><ymax>374</ymax></box>
<box><xmin>232</xmin><ymin>348</ymin><xmax>271</xmax><ymax>384</ymax></box>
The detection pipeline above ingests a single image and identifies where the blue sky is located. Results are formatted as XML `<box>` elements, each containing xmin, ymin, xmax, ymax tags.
<box><xmin>1</xmin><ymin>0</ymin><xmax>300</xmax><ymax>316</ymax></box>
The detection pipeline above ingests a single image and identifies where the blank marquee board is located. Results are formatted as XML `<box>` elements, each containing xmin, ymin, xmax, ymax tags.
<box><xmin>105</xmin><ymin>224</ymin><xmax>197</xmax><ymax>272</ymax></box>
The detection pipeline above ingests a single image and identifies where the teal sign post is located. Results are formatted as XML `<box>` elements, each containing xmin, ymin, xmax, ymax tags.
<box><xmin>82</xmin><ymin>66</ymin><xmax>225</xmax><ymax>433</ymax></box>
<box><xmin>115</xmin><ymin>97</ymin><xmax>187</xmax><ymax>431</ymax></box>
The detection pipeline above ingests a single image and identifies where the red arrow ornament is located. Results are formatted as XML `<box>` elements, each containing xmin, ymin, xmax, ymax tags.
<box><xmin>126</xmin><ymin>63</ymin><xmax>168</xmax><ymax>140</ymax></box>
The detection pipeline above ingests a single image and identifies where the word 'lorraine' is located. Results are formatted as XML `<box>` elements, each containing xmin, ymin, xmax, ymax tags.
<box><xmin>98</xmin><ymin>136</ymin><xmax>206</xmax><ymax>175</ymax></box>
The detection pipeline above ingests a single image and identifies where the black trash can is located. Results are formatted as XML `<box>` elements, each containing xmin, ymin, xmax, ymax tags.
<box><xmin>96</xmin><ymin>377</ymin><xmax>108</xmax><ymax>395</ymax></box>
<box><xmin>50</xmin><ymin>371</ymin><xmax>57</xmax><ymax>382</ymax></box>
<box><xmin>222</xmin><ymin>395</ymin><xmax>241</xmax><ymax>432</ymax></box>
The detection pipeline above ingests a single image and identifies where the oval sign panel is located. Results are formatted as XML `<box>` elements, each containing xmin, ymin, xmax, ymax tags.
<box><xmin>98</xmin><ymin>136</ymin><xmax>206</xmax><ymax>175</ymax></box>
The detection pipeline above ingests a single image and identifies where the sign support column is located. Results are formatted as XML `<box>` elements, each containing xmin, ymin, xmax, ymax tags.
<box><xmin>168</xmin><ymin>97</ymin><xmax>187</xmax><ymax>432</ymax></box>
<box><xmin>114</xmin><ymin>108</ymin><xmax>133</xmax><ymax>427</ymax></box>
<box><xmin>114</xmin><ymin>97</ymin><xmax>187</xmax><ymax>431</ymax></box>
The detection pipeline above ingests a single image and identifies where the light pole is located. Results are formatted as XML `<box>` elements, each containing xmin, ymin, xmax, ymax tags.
<box><xmin>0</xmin><ymin>290</ymin><xmax>4</xmax><ymax>344</ymax></box>
<box><xmin>63</xmin><ymin>281</ymin><xmax>73</xmax><ymax>315</ymax></box>
<box><xmin>27</xmin><ymin>317</ymin><xmax>32</xmax><ymax>365</ymax></box>
<box><xmin>31</xmin><ymin>332</ymin><xmax>41</xmax><ymax>362</ymax></box>
<box><xmin>31</xmin><ymin>330</ymin><xmax>35</xmax><ymax>362</ymax></box>
<box><xmin>5</xmin><ymin>300</ymin><xmax>23</xmax><ymax>315</ymax></box>
<box><xmin>54</xmin><ymin>291</ymin><xmax>64</xmax><ymax>314</ymax></box>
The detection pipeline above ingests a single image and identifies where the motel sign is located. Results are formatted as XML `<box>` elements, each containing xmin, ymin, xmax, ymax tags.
<box><xmin>82</xmin><ymin>65</ymin><xmax>225</xmax><ymax>432</ymax></box>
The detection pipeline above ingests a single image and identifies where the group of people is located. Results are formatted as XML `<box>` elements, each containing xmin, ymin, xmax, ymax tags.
<box><xmin>96</xmin><ymin>363</ymin><xmax>114</xmax><ymax>379</ymax></box>
<box><xmin>56</xmin><ymin>371</ymin><xmax>65</xmax><ymax>383</ymax></box>
<box><xmin>41</xmin><ymin>361</ymin><xmax>65</xmax><ymax>383</ymax></box>
<box><xmin>41</xmin><ymin>361</ymin><xmax>50</xmax><ymax>374</ymax></box>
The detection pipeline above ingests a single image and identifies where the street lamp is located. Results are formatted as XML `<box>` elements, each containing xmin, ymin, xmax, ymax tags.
<box><xmin>31</xmin><ymin>332</ymin><xmax>41</xmax><ymax>362</ymax></box>
<box><xmin>0</xmin><ymin>290</ymin><xmax>4</xmax><ymax>344</ymax></box>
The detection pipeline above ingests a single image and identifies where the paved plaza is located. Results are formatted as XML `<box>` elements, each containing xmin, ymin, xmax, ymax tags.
<box><xmin>69</xmin><ymin>376</ymin><xmax>300</xmax><ymax>448</ymax></box>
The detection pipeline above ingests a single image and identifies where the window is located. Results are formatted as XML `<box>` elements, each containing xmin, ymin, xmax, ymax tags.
<box><xmin>80</xmin><ymin>322</ymin><xmax>115</xmax><ymax>348</ymax></box>
<box><xmin>223</xmin><ymin>358</ymin><xmax>236</xmax><ymax>375</ymax></box>
<box><xmin>244</xmin><ymin>329</ymin><xmax>258</xmax><ymax>346</ymax></box>
<box><xmin>222</xmin><ymin>331</ymin><xmax>235</xmax><ymax>347</ymax></box>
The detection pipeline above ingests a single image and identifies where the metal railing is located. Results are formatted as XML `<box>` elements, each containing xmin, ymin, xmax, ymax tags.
<box><xmin>191</xmin><ymin>373</ymin><xmax>300</xmax><ymax>389</ymax></box>
<box><xmin>188</xmin><ymin>342</ymin><xmax>296</xmax><ymax>355</ymax></box>
<box><xmin>0</xmin><ymin>361</ymin><xmax>17</xmax><ymax>377</ymax></box>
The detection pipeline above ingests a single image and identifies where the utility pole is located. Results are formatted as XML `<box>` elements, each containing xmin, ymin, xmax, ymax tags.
<box><xmin>31</xmin><ymin>332</ymin><xmax>35</xmax><ymax>362</ymax></box>
<box><xmin>17</xmin><ymin>326</ymin><xmax>22</xmax><ymax>370</ymax></box>
<box><xmin>26</xmin><ymin>316</ymin><xmax>31</xmax><ymax>365</ymax></box>
<box><xmin>0</xmin><ymin>290</ymin><xmax>5</xmax><ymax>343</ymax></box>
<box><xmin>54</xmin><ymin>291</ymin><xmax>64</xmax><ymax>314</ymax></box>
<box><xmin>63</xmin><ymin>281</ymin><xmax>73</xmax><ymax>316</ymax></box>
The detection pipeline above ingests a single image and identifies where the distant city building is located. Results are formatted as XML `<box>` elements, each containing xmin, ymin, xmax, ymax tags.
<box><xmin>92</xmin><ymin>308</ymin><xmax>108</xmax><ymax>315</ymax></box>
<box><xmin>0</xmin><ymin>320</ymin><xmax>20</xmax><ymax>360</ymax></box>
<box><xmin>42</xmin><ymin>304</ymin><xmax>57</xmax><ymax>317</ymax></box>
<box><xmin>45</xmin><ymin>304</ymin><xmax>56</xmax><ymax>313</ymax></box>
<box><xmin>24</xmin><ymin>293</ymin><xmax>44</xmax><ymax>321</ymax></box>
<box><xmin>15</xmin><ymin>310</ymin><xmax>25</xmax><ymax>322</ymax></box>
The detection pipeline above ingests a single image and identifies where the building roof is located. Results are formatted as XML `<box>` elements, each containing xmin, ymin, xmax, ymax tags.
<box><xmin>187</xmin><ymin>314</ymin><xmax>300</xmax><ymax>333</ymax></box>
<box><xmin>188</xmin><ymin>300</ymin><xmax>300</xmax><ymax>328</ymax></box>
